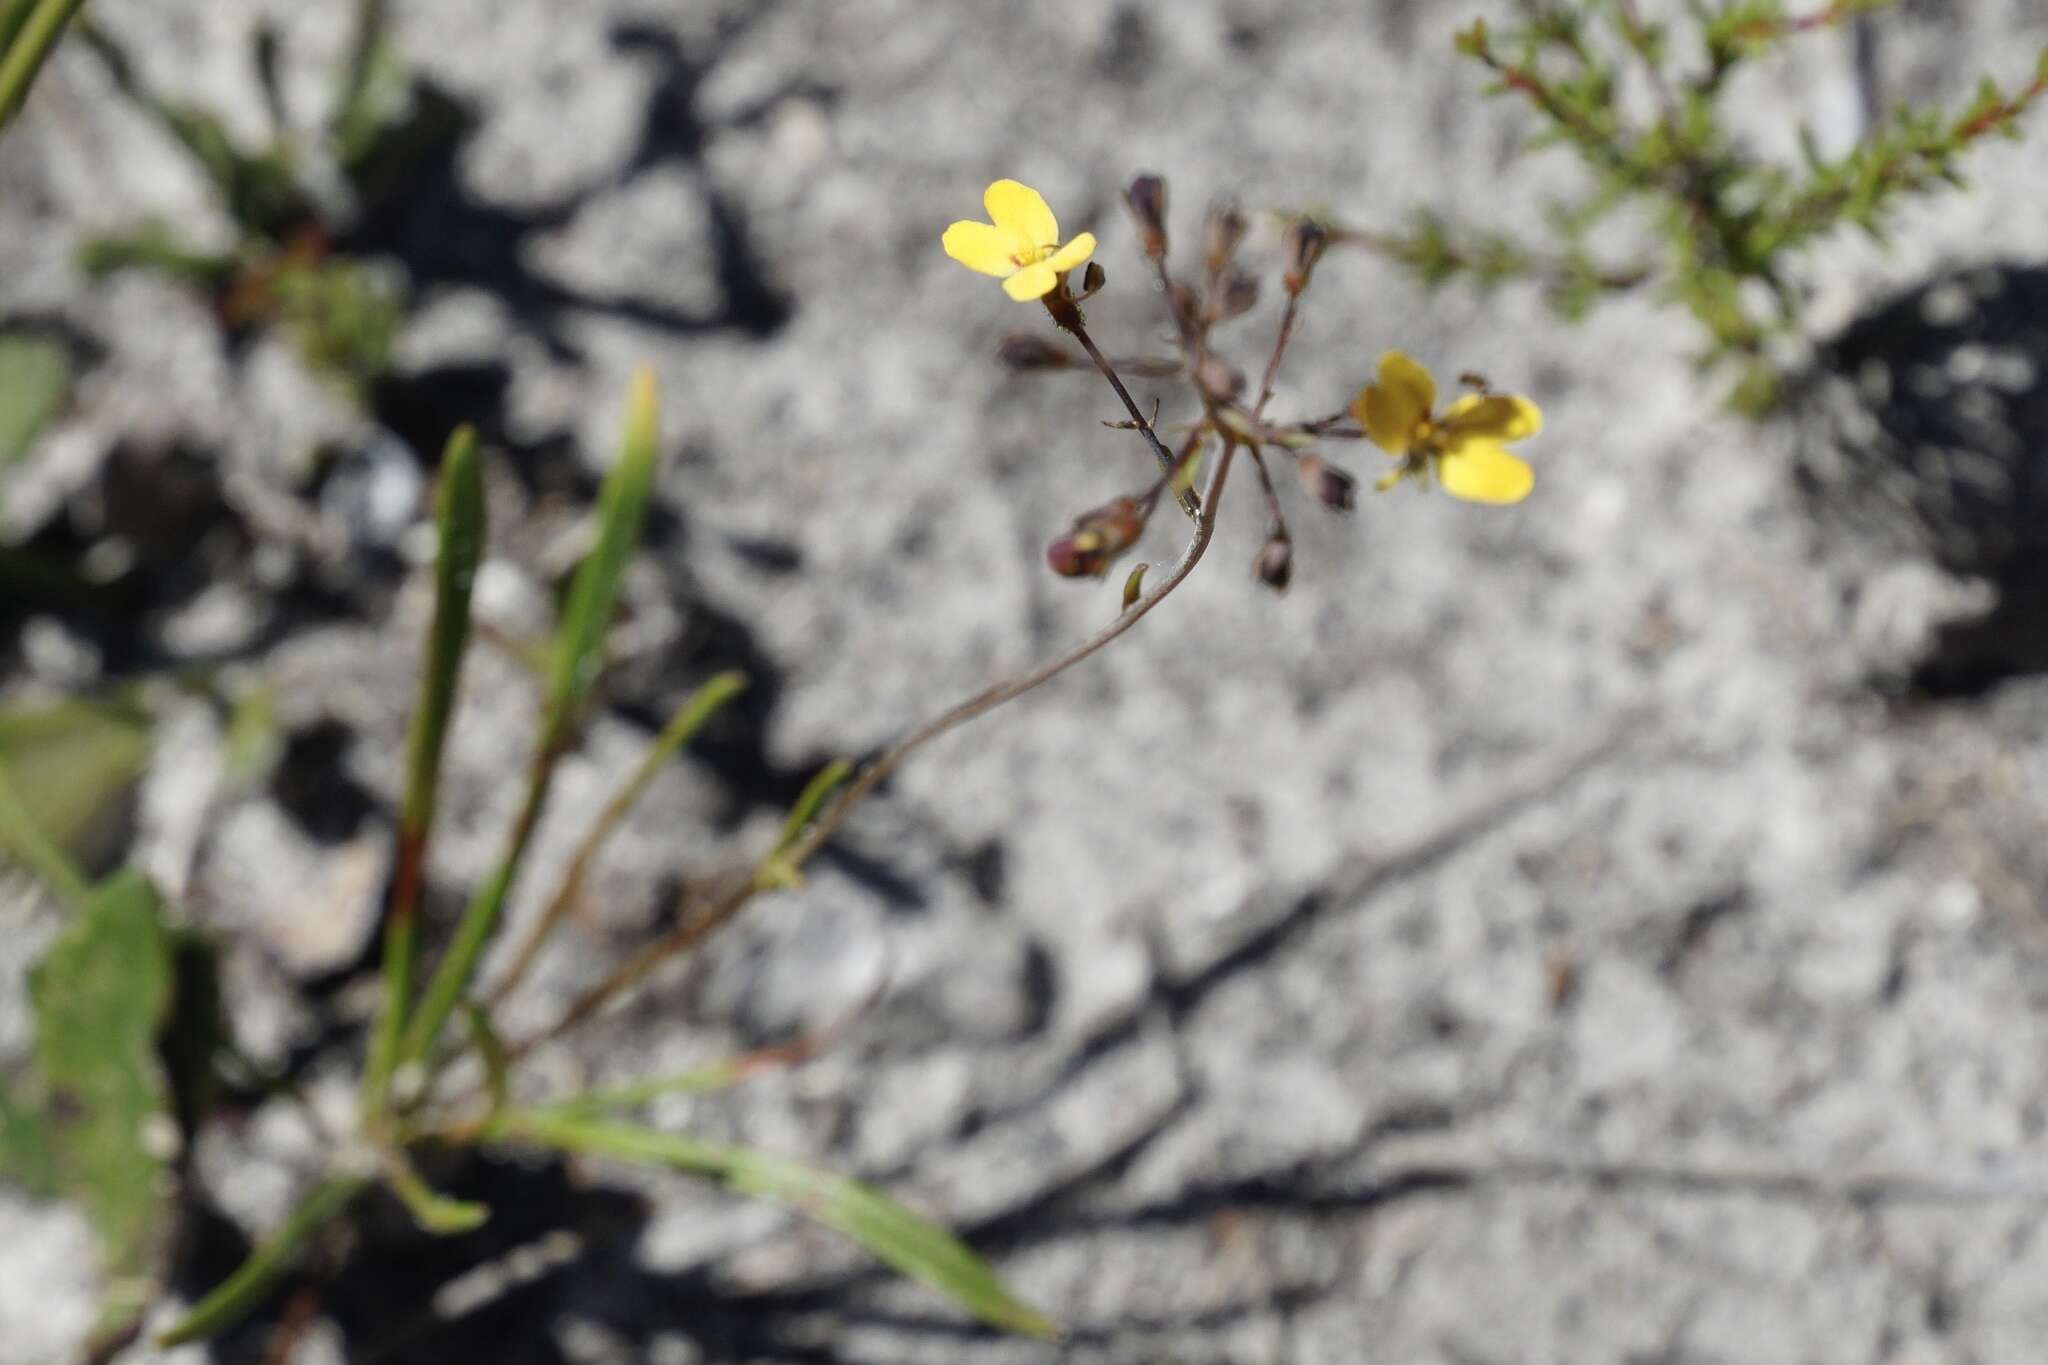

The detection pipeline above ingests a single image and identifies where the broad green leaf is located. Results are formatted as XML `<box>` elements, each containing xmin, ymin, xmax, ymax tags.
<box><xmin>502</xmin><ymin>1112</ymin><xmax>1056</xmax><ymax>1339</ymax></box>
<box><xmin>26</xmin><ymin>870</ymin><xmax>175</xmax><ymax>1329</ymax></box>
<box><xmin>0</xmin><ymin>697</ymin><xmax>150</xmax><ymax>874</ymax></box>
<box><xmin>0</xmin><ymin>330</ymin><xmax>70</xmax><ymax>467</ymax></box>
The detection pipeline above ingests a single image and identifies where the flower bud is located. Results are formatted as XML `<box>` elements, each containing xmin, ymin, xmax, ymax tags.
<box><xmin>997</xmin><ymin>333</ymin><xmax>1074</xmax><ymax>371</ymax></box>
<box><xmin>1046</xmin><ymin>496</ymin><xmax>1146</xmax><ymax>579</ymax></box>
<box><xmin>1125</xmin><ymin>174</ymin><xmax>1169</xmax><ymax>262</ymax></box>
<box><xmin>1253</xmin><ymin>535</ymin><xmax>1293</xmax><ymax>593</ymax></box>
<box><xmin>1296</xmin><ymin>455</ymin><xmax>1357</xmax><ymax>512</ymax></box>
<box><xmin>1282</xmin><ymin>218</ymin><xmax>1328</xmax><ymax>296</ymax></box>
<box><xmin>1204</xmin><ymin>199</ymin><xmax>1248</xmax><ymax>275</ymax></box>
<box><xmin>1166</xmin><ymin>279</ymin><xmax>1203</xmax><ymax>344</ymax></box>
<box><xmin>1196</xmin><ymin>355</ymin><xmax>1245</xmax><ymax>402</ymax></box>
<box><xmin>1207</xmin><ymin>270</ymin><xmax>1260</xmax><ymax>324</ymax></box>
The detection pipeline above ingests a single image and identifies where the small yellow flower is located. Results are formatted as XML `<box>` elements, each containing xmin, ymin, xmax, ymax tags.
<box><xmin>943</xmin><ymin>179</ymin><xmax>1098</xmax><ymax>302</ymax></box>
<box><xmin>1353</xmin><ymin>351</ymin><xmax>1541</xmax><ymax>505</ymax></box>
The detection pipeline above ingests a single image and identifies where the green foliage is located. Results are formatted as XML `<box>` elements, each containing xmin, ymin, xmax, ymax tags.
<box><xmin>1376</xmin><ymin>2</ymin><xmax>2048</xmax><ymax>411</ymax></box>
<box><xmin>0</xmin><ymin>0</ymin><xmax>88</xmax><ymax>133</ymax></box>
<box><xmin>0</xmin><ymin>697</ymin><xmax>151</xmax><ymax>876</ymax></box>
<box><xmin>69</xmin><ymin>4</ymin><xmax>427</xmax><ymax>394</ymax></box>
<box><xmin>0</xmin><ymin>329</ymin><xmax>70</xmax><ymax>471</ymax></box>
<box><xmin>501</xmin><ymin>1110</ymin><xmax>1057</xmax><ymax>1339</ymax></box>
<box><xmin>7</xmin><ymin>872</ymin><xmax>177</xmax><ymax>1336</ymax></box>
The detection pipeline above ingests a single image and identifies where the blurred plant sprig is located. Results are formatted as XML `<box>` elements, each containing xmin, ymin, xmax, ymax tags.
<box><xmin>1321</xmin><ymin>0</ymin><xmax>2048</xmax><ymax>412</ymax></box>
<box><xmin>65</xmin><ymin>0</ymin><xmax>438</xmax><ymax>398</ymax></box>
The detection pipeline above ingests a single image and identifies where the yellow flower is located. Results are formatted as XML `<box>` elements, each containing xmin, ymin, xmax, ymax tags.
<box><xmin>1353</xmin><ymin>351</ymin><xmax>1541</xmax><ymax>505</ymax></box>
<box><xmin>943</xmin><ymin>180</ymin><xmax>1098</xmax><ymax>302</ymax></box>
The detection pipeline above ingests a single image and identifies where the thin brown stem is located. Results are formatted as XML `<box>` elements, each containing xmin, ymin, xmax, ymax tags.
<box><xmin>1252</xmin><ymin>292</ymin><xmax>1302</xmax><ymax>421</ymax></box>
<box><xmin>508</xmin><ymin>442</ymin><xmax>1242</xmax><ymax>1060</ymax></box>
<box><xmin>1053</xmin><ymin>299</ymin><xmax>1202</xmax><ymax>521</ymax></box>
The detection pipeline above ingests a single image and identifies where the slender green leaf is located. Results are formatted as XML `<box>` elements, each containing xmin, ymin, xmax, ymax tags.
<box><xmin>400</xmin><ymin>425</ymin><xmax>485</xmax><ymax>845</ymax></box>
<box><xmin>0</xmin><ymin>0</ymin><xmax>88</xmax><ymax>133</ymax></box>
<box><xmin>542</xmin><ymin>365</ymin><xmax>662</xmax><ymax>752</ymax></box>
<box><xmin>382</xmin><ymin>1151</ymin><xmax>488</xmax><ymax>1234</ymax></box>
<box><xmin>502</xmin><ymin>1112</ymin><xmax>1056</xmax><ymax>1339</ymax></box>
<box><xmin>754</xmin><ymin>757</ymin><xmax>851</xmax><ymax>890</ymax></box>
<box><xmin>156</xmin><ymin>1176</ymin><xmax>367</xmax><ymax>1346</ymax></box>
<box><xmin>487</xmin><ymin>669</ymin><xmax>746</xmax><ymax>1006</ymax></box>
<box><xmin>363</xmin><ymin>426</ymin><xmax>485</xmax><ymax>1121</ymax></box>
<box><xmin>399</xmin><ymin>372</ymin><xmax>664</xmax><ymax>1071</ymax></box>
<box><xmin>462</xmin><ymin>1003</ymin><xmax>509</xmax><ymax>1117</ymax></box>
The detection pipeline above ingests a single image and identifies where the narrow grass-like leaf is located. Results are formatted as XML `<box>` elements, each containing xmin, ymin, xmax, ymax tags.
<box><xmin>0</xmin><ymin>0</ymin><xmax>88</xmax><ymax>132</ymax></box>
<box><xmin>382</xmin><ymin>1150</ymin><xmax>489</xmax><ymax>1234</ymax></box>
<box><xmin>462</xmin><ymin>1003</ymin><xmax>509</xmax><ymax>1118</ymax></box>
<box><xmin>753</xmin><ymin>758</ymin><xmax>851</xmax><ymax>891</ymax></box>
<box><xmin>0</xmin><ymin>0</ymin><xmax>40</xmax><ymax>52</ymax></box>
<box><xmin>488</xmin><ymin>670</ymin><xmax>745</xmax><ymax>1005</ymax></box>
<box><xmin>155</xmin><ymin>1176</ymin><xmax>367</xmax><ymax>1346</ymax></box>
<box><xmin>28</xmin><ymin>871</ymin><xmax>174</xmax><ymax>1331</ymax></box>
<box><xmin>401</xmin><ymin>373</ymin><xmax>664</xmax><ymax>1070</ymax></box>
<box><xmin>542</xmin><ymin>364</ymin><xmax>661</xmax><ymax>753</ymax></box>
<box><xmin>363</xmin><ymin>426</ymin><xmax>484</xmax><ymax>1121</ymax></box>
<box><xmin>501</xmin><ymin>1112</ymin><xmax>1056</xmax><ymax>1339</ymax></box>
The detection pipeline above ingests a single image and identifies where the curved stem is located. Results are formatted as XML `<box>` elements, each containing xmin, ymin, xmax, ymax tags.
<box><xmin>508</xmin><ymin>441</ymin><xmax>1241</xmax><ymax>1060</ymax></box>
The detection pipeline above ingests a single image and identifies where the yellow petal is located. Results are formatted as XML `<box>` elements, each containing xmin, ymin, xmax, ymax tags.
<box><xmin>1044</xmin><ymin>231</ymin><xmax>1096</xmax><ymax>275</ymax></box>
<box><xmin>1002</xmin><ymin>260</ymin><xmax>1058</xmax><ymax>301</ymax></box>
<box><xmin>943</xmin><ymin>220</ymin><xmax>1025</xmax><ymax>276</ymax></box>
<box><xmin>985</xmin><ymin>179</ymin><xmax>1059</xmax><ymax>249</ymax></box>
<box><xmin>1377</xmin><ymin>351</ymin><xmax>1437</xmax><ymax>422</ymax></box>
<box><xmin>1443</xmin><ymin>392</ymin><xmax>1542</xmax><ymax>442</ymax></box>
<box><xmin>1356</xmin><ymin>382</ymin><xmax>1422</xmax><ymax>455</ymax></box>
<box><xmin>1437</xmin><ymin>439</ymin><xmax>1534</xmax><ymax>505</ymax></box>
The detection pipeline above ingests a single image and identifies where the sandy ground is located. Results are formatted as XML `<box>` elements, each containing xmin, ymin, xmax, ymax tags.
<box><xmin>8</xmin><ymin>1</ymin><xmax>2048</xmax><ymax>1362</ymax></box>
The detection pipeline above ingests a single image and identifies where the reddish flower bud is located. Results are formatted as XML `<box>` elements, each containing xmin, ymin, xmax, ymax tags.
<box><xmin>1125</xmin><ymin>174</ymin><xmax>1169</xmax><ymax>262</ymax></box>
<box><xmin>1207</xmin><ymin>270</ymin><xmax>1259</xmax><ymax>324</ymax></box>
<box><xmin>1046</xmin><ymin>496</ymin><xmax>1147</xmax><ymax>579</ymax></box>
<box><xmin>1282</xmin><ymin>219</ymin><xmax>1328</xmax><ymax>296</ymax></box>
<box><xmin>997</xmin><ymin>333</ymin><xmax>1074</xmax><ymax>371</ymax></box>
<box><xmin>1204</xmin><ymin>199</ymin><xmax>1248</xmax><ymax>275</ymax></box>
<box><xmin>1296</xmin><ymin>455</ymin><xmax>1357</xmax><ymax>511</ymax></box>
<box><xmin>1253</xmin><ymin>535</ymin><xmax>1294</xmax><ymax>593</ymax></box>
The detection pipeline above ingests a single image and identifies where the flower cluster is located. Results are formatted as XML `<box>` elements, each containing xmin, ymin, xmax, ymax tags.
<box><xmin>943</xmin><ymin>175</ymin><xmax>1545</xmax><ymax>591</ymax></box>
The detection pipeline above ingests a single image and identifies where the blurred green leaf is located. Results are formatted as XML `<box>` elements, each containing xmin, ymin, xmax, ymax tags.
<box><xmin>502</xmin><ymin>1112</ymin><xmax>1057</xmax><ymax>1339</ymax></box>
<box><xmin>0</xmin><ymin>698</ymin><xmax>149</xmax><ymax>875</ymax></box>
<box><xmin>382</xmin><ymin>1150</ymin><xmax>488</xmax><ymax>1235</ymax></box>
<box><xmin>543</xmin><ymin>366</ymin><xmax>662</xmax><ymax>751</ymax></box>
<box><xmin>400</xmin><ymin>372</ymin><xmax>665</xmax><ymax>1072</ymax></box>
<box><xmin>363</xmin><ymin>426</ymin><xmax>484</xmax><ymax>1120</ymax></box>
<box><xmin>221</xmin><ymin>683</ymin><xmax>284</xmax><ymax>793</ymax></box>
<box><xmin>156</xmin><ymin>1176</ymin><xmax>367</xmax><ymax>1347</ymax></box>
<box><xmin>0</xmin><ymin>0</ymin><xmax>89</xmax><ymax>134</ymax></box>
<box><xmin>0</xmin><ymin>330</ymin><xmax>70</xmax><ymax>468</ymax></box>
<box><xmin>24</xmin><ymin>870</ymin><xmax>176</xmax><ymax>1332</ymax></box>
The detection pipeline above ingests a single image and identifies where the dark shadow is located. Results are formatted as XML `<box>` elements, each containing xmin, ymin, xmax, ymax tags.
<box><xmin>1792</xmin><ymin>262</ymin><xmax>2048</xmax><ymax>695</ymax></box>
